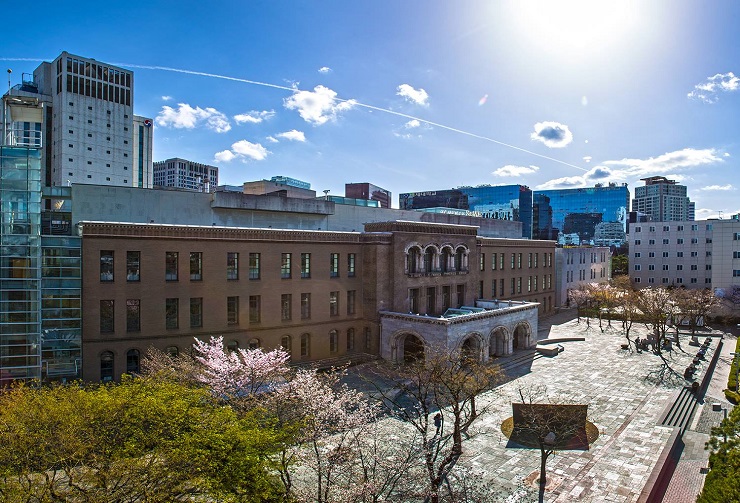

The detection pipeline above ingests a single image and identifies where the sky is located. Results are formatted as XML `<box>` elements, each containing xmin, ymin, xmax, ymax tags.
<box><xmin>2</xmin><ymin>1</ymin><xmax>739</xmax><ymax>217</ymax></box>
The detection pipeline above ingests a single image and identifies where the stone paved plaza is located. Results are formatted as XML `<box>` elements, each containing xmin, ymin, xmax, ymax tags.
<box><xmin>457</xmin><ymin>311</ymin><xmax>726</xmax><ymax>502</ymax></box>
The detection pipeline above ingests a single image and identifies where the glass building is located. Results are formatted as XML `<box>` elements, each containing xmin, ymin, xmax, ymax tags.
<box><xmin>533</xmin><ymin>184</ymin><xmax>630</xmax><ymax>246</ymax></box>
<box><xmin>0</xmin><ymin>146</ymin><xmax>42</xmax><ymax>384</ymax></box>
<box><xmin>399</xmin><ymin>185</ymin><xmax>533</xmax><ymax>238</ymax></box>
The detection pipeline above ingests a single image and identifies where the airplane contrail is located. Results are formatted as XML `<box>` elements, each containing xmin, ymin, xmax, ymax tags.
<box><xmin>2</xmin><ymin>57</ymin><xmax>588</xmax><ymax>172</ymax></box>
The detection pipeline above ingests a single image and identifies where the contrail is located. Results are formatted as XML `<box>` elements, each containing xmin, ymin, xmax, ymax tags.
<box><xmin>2</xmin><ymin>57</ymin><xmax>587</xmax><ymax>172</ymax></box>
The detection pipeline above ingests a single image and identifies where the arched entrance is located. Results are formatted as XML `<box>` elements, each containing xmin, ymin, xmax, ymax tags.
<box><xmin>460</xmin><ymin>334</ymin><xmax>482</xmax><ymax>361</ymax></box>
<box><xmin>513</xmin><ymin>323</ymin><xmax>531</xmax><ymax>350</ymax></box>
<box><xmin>401</xmin><ymin>333</ymin><xmax>425</xmax><ymax>364</ymax></box>
<box><xmin>489</xmin><ymin>327</ymin><xmax>509</xmax><ymax>357</ymax></box>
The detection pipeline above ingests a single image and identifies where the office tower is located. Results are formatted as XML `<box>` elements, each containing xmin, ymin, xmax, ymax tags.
<box><xmin>632</xmin><ymin>176</ymin><xmax>692</xmax><ymax>222</ymax></box>
<box><xmin>345</xmin><ymin>182</ymin><xmax>392</xmax><ymax>208</ymax></box>
<box><xmin>153</xmin><ymin>158</ymin><xmax>219</xmax><ymax>192</ymax></box>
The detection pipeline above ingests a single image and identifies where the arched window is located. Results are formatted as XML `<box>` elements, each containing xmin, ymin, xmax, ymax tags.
<box><xmin>165</xmin><ymin>346</ymin><xmax>179</xmax><ymax>357</ymax></box>
<box><xmin>281</xmin><ymin>335</ymin><xmax>292</xmax><ymax>357</ymax></box>
<box><xmin>455</xmin><ymin>247</ymin><xmax>467</xmax><ymax>272</ymax></box>
<box><xmin>440</xmin><ymin>248</ymin><xmax>450</xmax><ymax>273</ymax></box>
<box><xmin>248</xmin><ymin>338</ymin><xmax>260</xmax><ymax>350</ymax></box>
<box><xmin>406</xmin><ymin>246</ymin><xmax>421</xmax><ymax>274</ymax></box>
<box><xmin>226</xmin><ymin>339</ymin><xmax>239</xmax><ymax>352</ymax></box>
<box><xmin>424</xmin><ymin>247</ymin><xmax>435</xmax><ymax>273</ymax></box>
<box><xmin>300</xmin><ymin>333</ymin><xmax>311</xmax><ymax>358</ymax></box>
<box><xmin>126</xmin><ymin>349</ymin><xmax>140</xmax><ymax>374</ymax></box>
<box><xmin>100</xmin><ymin>351</ymin><xmax>114</xmax><ymax>382</ymax></box>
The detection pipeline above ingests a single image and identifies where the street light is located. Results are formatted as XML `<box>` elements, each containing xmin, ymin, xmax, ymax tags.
<box><xmin>712</xmin><ymin>403</ymin><xmax>728</xmax><ymax>443</ymax></box>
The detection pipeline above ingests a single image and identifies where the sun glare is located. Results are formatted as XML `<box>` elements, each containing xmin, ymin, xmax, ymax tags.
<box><xmin>510</xmin><ymin>1</ymin><xmax>640</xmax><ymax>58</ymax></box>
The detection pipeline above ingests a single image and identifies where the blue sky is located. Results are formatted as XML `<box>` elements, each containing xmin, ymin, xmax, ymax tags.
<box><xmin>3</xmin><ymin>1</ymin><xmax>739</xmax><ymax>216</ymax></box>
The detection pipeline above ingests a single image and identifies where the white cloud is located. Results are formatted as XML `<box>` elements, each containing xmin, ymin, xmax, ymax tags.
<box><xmin>161</xmin><ymin>95</ymin><xmax>173</xmax><ymax>101</ymax></box>
<box><xmin>283</xmin><ymin>85</ymin><xmax>356</xmax><ymax>125</ymax></box>
<box><xmin>535</xmin><ymin>166</ymin><xmax>614</xmax><ymax>190</ymax></box>
<box><xmin>275</xmin><ymin>130</ymin><xmax>306</xmax><ymax>142</ymax></box>
<box><xmin>603</xmin><ymin>148</ymin><xmax>723</xmax><ymax>177</ymax></box>
<box><xmin>156</xmin><ymin>103</ymin><xmax>231</xmax><ymax>133</ymax></box>
<box><xmin>396</xmin><ymin>84</ymin><xmax>429</xmax><ymax>106</ymax></box>
<box><xmin>699</xmin><ymin>184</ymin><xmax>734</xmax><ymax>191</ymax></box>
<box><xmin>725</xmin><ymin>152</ymin><xmax>731</xmax><ymax>157</ymax></box>
<box><xmin>213</xmin><ymin>150</ymin><xmax>236</xmax><ymax>163</ymax></box>
<box><xmin>688</xmin><ymin>72</ymin><xmax>740</xmax><ymax>103</ymax></box>
<box><xmin>318</xmin><ymin>66</ymin><xmax>332</xmax><ymax>74</ymax></box>
<box><xmin>493</xmin><ymin>165</ymin><xmax>540</xmax><ymax>177</ymax></box>
<box><xmin>530</xmin><ymin>121</ymin><xmax>573</xmax><ymax>148</ymax></box>
<box><xmin>234</xmin><ymin>110</ymin><xmax>275</xmax><ymax>124</ymax></box>
<box><xmin>404</xmin><ymin>119</ymin><xmax>421</xmax><ymax>129</ymax></box>
<box><xmin>266</xmin><ymin>136</ymin><xmax>279</xmax><ymax>143</ymax></box>
<box><xmin>583</xmin><ymin>156</ymin><xmax>592</xmax><ymax>163</ymax></box>
<box><xmin>215</xmin><ymin>140</ymin><xmax>270</xmax><ymax>163</ymax></box>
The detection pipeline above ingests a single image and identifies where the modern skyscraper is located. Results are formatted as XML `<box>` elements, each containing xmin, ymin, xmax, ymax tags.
<box><xmin>345</xmin><ymin>182</ymin><xmax>392</xmax><ymax>208</ymax></box>
<box><xmin>632</xmin><ymin>176</ymin><xmax>693</xmax><ymax>222</ymax></box>
<box><xmin>2</xmin><ymin>51</ymin><xmax>153</xmax><ymax>188</ymax></box>
<box><xmin>534</xmin><ymin>184</ymin><xmax>630</xmax><ymax>245</ymax></box>
<box><xmin>153</xmin><ymin>158</ymin><xmax>219</xmax><ymax>192</ymax></box>
<box><xmin>399</xmin><ymin>185</ymin><xmax>534</xmax><ymax>238</ymax></box>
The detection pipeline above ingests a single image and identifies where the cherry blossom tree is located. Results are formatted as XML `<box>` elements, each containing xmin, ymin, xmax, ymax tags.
<box><xmin>192</xmin><ymin>336</ymin><xmax>291</xmax><ymax>399</ymax></box>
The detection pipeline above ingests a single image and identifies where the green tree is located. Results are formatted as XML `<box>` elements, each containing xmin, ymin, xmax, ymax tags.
<box><xmin>0</xmin><ymin>377</ymin><xmax>284</xmax><ymax>502</ymax></box>
<box><xmin>699</xmin><ymin>405</ymin><xmax>740</xmax><ymax>503</ymax></box>
<box><xmin>611</xmin><ymin>253</ymin><xmax>628</xmax><ymax>276</ymax></box>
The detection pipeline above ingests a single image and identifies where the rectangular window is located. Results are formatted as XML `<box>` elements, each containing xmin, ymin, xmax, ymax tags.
<box><xmin>348</xmin><ymin>253</ymin><xmax>356</xmax><ymax>277</ymax></box>
<box><xmin>227</xmin><ymin>296</ymin><xmax>239</xmax><ymax>325</ymax></box>
<box><xmin>662</xmin><ymin>265</ymin><xmax>669</xmax><ymax>270</ymax></box>
<box><xmin>249</xmin><ymin>253</ymin><xmax>260</xmax><ymax>280</ymax></box>
<box><xmin>663</xmin><ymin>252</ymin><xmax>669</xmax><ymax>258</ymax></box>
<box><xmin>227</xmin><ymin>252</ymin><xmax>239</xmax><ymax>280</ymax></box>
<box><xmin>676</xmin><ymin>238</ymin><xmax>684</xmax><ymax>244</ymax></box>
<box><xmin>426</xmin><ymin>287</ymin><xmax>436</xmax><ymax>314</ymax></box>
<box><xmin>734</xmin><ymin>270</ymin><xmax>740</xmax><ymax>277</ymax></box>
<box><xmin>100</xmin><ymin>250</ymin><xmax>114</xmax><ymax>281</ymax></box>
<box><xmin>126</xmin><ymin>299</ymin><xmax>140</xmax><ymax>332</ymax></box>
<box><xmin>166</xmin><ymin>298</ymin><xmax>179</xmax><ymax>329</ymax></box>
<box><xmin>190</xmin><ymin>298</ymin><xmax>203</xmax><ymax>328</ymax></box>
<box><xmin>347</xmin><ymin>328</ymin><xmax>355</xmax><ymax>351</ymax></box>
<box><xmin>330</xmin><ymin>330</ymin><xmax>338</xmax><ymax>353</ymax></box>
<box><xmin>126</xmin><ymin>251</ymin><xmax>140</xmax><ymax>281</ymax></box>
<box><xmin>301</xmin><ymin>293</ymin><xmax>311</xmax><ymax>319</ymax></box>
<box><xmin>518</xmin><ymin>253</ymin><xmax>522</xmax><ymax>269</ymax></box>
<box><xmin>301</xmin><ymin>334</ymin><xmax>310</xmax><ymax>357</ymax></box>
<box><xmin>442</xmin><ymin>285</ymin><xmax>451</xmax><ymax>310</ymax></box>
<box><xmin>534</xmin><ymin>253</ymin><xmax>538</xmax><ymax>268</ymax></box>
<box><xmin>249</xmin><ymin>295</ymin><xmax>261</xmax><ymax>323</ymax></box>
<box><xmin>734</xmin><ymin>251</ymin><xmax>740</xmax><ymax>259</ymax></box>
<box><xmin>649</xmin><ymin>265</ymin><xmax>655</xmax><ymax>270</ymax></box>
<box><xmin>676</xmin><ymin>252</ymin><xmax>683</xmax><ymax>258</ymax></box>
<box><xmin>528</xmin><ymin>253</ymin><xmax>532</xmax><ymax>268</ymax></box>
<box><xmin>190</xmin><ymin>252</ymin><xmax>202</xmax><ymax>281</ymax></box>
<box><xmin>511</xmin><ymin>253</ymin><xmax>515</xmax><ymax>269</ymax></box>
<box><xmin>634</xmin><ymin>252</ymin><xmax>641</xmax><ymax>258</ymax></box>
<box><xmin>480</xmin><ymin>253</ymin><xmax>485</xmax><ymax>271</ymax></box>
<box><xmin>500</xmin><ymin>253</ymin><xmax>505</xmax><ymax>270</ymax></box>
<box><xmin>706</xmin><ymin>265</ymin><xmax>712</xmax><ymax>271</ymax></box>
<box><xmin>301</xmin><ymin>253</ymin><xmax>311</xmax><ymax>278</ymax></box>
<box><xmin>330</xmin><ymin>291</ymin><xmax>340</xmax><ymax>316</ymax></box>
<box><xmin>511</xmin><ymin>277</ymin><xmax>516</xmax><ymax>295</ymax></box>
<box><xmin>456</xmin><ymin>284</ymin><xmax>465</xmax><ymax>306</ymax></box>
<box><xmin>691</xmin><ymin>265</ymin><xmax>698</xmax><ymax>270</ymax></box>
<box><xmin>634</xmin><ymin>239</ymin><xmax>641</xmax><ymax>245</ymax></box>
<box><xmin>534</xmin><ymin>275</ymin><xmax>538</xmax><ymax>291</ymax></box>
<box><xmin>165</xmin><ymin>252</ymin><xmax>178</xmax><ymax>281</ymax></box>
<box><xmin>365</xmin><ymin>327</ymin><xmax>372</xmax><ymax>350</ymax></box>
<box><xmin>663</xmin><ymin>239</ymin><xmax>670</xmax><ymax>245</ymax></box>
<box><xmin>517</xmin><ymin>277</ymin><xmax>522</xmax><ymax>294</ymax></box>
<box><xmin>649</xmin><ymin>240</ymin><xmax>655</xmax><ymax>245</ymax></box>
<box><xmin>281</xmin><ymin>253</ymin><xmax>292</xmax><ymax>279</ymax></box>
<box><xmin>492</xmin><ymin>279</ymin><xmax>497</xmax><ymax>297</ymax></box>
<box><xmin>330</xmin><ymin>253</ymin><xmax>339</xmax><ymax>277</ymax></box>
<box><xmin>281</xmin><ymin>294</ymin><xmax>292</xmax><ymax>321</ymax></box>
<box><xmin>492</xmin><ymin>253</ymin><xmax>497</xmax><ymax>270</ymax></box>
<box><xmin>100</xmin><ymin>300</ymin><xmax>114</xmax><ymax>333</ymax></box>
<box><xmin>409</xmin><ymin>288</ymin><xmax>420</xmax><ymax>313</ymax></box>
<box><xmin>347</xmin><ymin>290</ymin><xmax>356</xmax><ymax>315</ymax></box>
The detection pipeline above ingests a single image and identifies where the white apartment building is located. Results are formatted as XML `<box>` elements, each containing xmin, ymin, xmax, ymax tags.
<box><xmin>153</xmin><ymin>158</ymin><xmax>219</xmax><ymax>192</ymax></box>
<box><xmin>632</xmin><ymin>176</ymin><xmax>693</xmax><ymax>222</ymax></box>
<box><xmin>2</xmin><ymin>51</ymin><xmax>153</xmax><ymax>188</ymax></box>
<box><xmin>710</xmin><ymin>216</ymin><xmax>740</xmax><ymax>294</ymax></box>
<box><xmin>629</xmin><ymin>221</ymin><xmax>714</xmax><ymax>288</ymax></box>
<box><xmin>554</xmin><ymin>247</ymin><xmax>612</xmax><ymax>307</ymax></box>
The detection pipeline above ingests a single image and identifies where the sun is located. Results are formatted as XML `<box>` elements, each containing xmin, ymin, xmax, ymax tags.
<box><xmin>508</xmin><ymin>1</ymin><xmax>641</xmax><ymax>58</ymax></box>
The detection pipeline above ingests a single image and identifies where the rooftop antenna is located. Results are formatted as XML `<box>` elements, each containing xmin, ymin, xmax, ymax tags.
<box><xmin>323</xmin><ymin>189</ymin><xmax>330</xmax><ymax>200</ymax></box>
<box><xmin>6</xmin><ymin>69</ymin><xmax>11</xmax><ymax>92</ymax></box>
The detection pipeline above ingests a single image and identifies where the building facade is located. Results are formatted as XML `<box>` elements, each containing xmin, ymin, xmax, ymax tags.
<box><xmin>345</xmin><ymin>182</ymin><xmax>392</xmax><ymax>208</ymax></box>
<box><xmin>554</xmin><ymin>247</ymin><xmax>612</xmax><ymax>307</ymax></box>
<box><xmin>533</xmin><ymin>184</ymin><xmax>630</xmax><ymax>246</ymax></box>
<box><xmin>399</xmin><ymin>185</ymin><xmax>534</xmax><ymax>239</ymax></box>
<box><xmin>2</xmin><ymin>51</ymin><xmax>153</xmax><ymax>189</ymax></box>
<box><xmin>632</xmin><ymin>176</ymin><xmax>693</xmax><ymax>222</ymax></box>
<box><xmin>153</xmin><ymin>158</ymin><xmax>218</xmax><ymax>192</ymax></box>
<box><xmin>78</xmin><ymin>219</ymin><xmax>555</xmax><ymax>382</ymax></box>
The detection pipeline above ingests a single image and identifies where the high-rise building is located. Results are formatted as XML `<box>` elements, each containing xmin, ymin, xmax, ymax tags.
<box><xmin>153</xmin><ymin>158</ymin><xmax>218</xmax><ymax>192</ymax></box>
<box><xmin>632</xmin><ymin>176</ymin><xmax>692</xmax><ymax>222</ymax></box>
<box><xmin>1</xmin><ymin>51</ymin><xmax>153</xmax><ymax>188</ymax></box>
<box><xmin>345</xmin><ymin>182</ymin><xmax>392</xmax><ymax>208</ymax></box>
<box><xmin>399</xmin><ymin>185</ymin><xmax>534</xmax><ymax>238</ymax></box>
<box><xmin>533</xmin><ymin>184</ymin><xmax>630</xmax><ymax>246</ymax></box>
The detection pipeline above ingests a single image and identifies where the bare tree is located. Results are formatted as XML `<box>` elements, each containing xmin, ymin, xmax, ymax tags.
<box><xmin>673</xmin><ymin>288</ymin><xmax>720</xmax><ymax>336</ymax></box>
<box><xmin>568</xmin><ymin>285</ymin><xmax>593</xmax><ymax>325</ymax></box>
<box><xmin>364</xmin><ymin>346</ymin><xmax>501</xmax><ymax>503</ymax></box>
<box><xmin>511</xmin><ymin>385</ymin><xmax>592</xmax><ymax>503</ymax></box>
<box><xmin>633</xmin><ymin>287</ymin><xmax>676</xmax><ymax>353</ymax></box>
